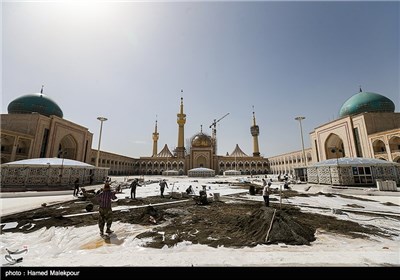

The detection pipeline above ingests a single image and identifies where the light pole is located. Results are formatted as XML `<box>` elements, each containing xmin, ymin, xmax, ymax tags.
<box><xmin>95</xmin><ymin>117</ymin><xmax>108</xmax><ymax>167</ymax></box>
<box><xmin>295</xmin><ymin>116</ymin><xmax>307</xmax><ymax>166</ymax></box>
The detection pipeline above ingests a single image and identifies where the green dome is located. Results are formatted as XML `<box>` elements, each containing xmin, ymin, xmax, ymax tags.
<box><xmin>8</xmin><ymin>93</ymin><xmax>63</xmax><ymax>118</ymax></box>
<box><xmin>339</xmin><ymin>91</ymin><xmax>395</xmax><ymax>118</ymax></box>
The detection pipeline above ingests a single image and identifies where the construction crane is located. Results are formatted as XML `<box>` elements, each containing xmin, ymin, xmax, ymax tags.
<box><xmin>209</xmin><ymin>113</ymin><xmax>230</xmax><ymax>154</ymax></box>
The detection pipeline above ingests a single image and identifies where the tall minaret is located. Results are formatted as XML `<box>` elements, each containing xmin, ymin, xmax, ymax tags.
<box><xmin>250</xmin><ymin>106</ymin><xmax>260</xmax><ymax>157</ymax></box>
<box><xmin>176</xmin><ymin>93</ymin><xmax>186</xmax><ymax>158</ymax></box>
<box><xmin>152</xmin><ymin>117</ymin><xmax>159</xmax><ymax>157</ymax></box>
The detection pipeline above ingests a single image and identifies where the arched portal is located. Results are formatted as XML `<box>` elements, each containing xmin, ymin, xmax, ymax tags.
<box><xmin>325</xmin><ymin>133</ymin><xmax>345</xmax><ymax>159</ymax></box>
<box><xmin>389</xmin><ymin>136</ymin><xmax>400</xmax><ymax>153</ymax></box>
<box><xmin>372</xmin><ymin>139</ymin><xmax>386</xmax><ymax>154</ymax></box>
<box><xmin>58</xmin><ymin>134</ymin><xmax>78</xmax><ymax>160</ymax></box>
<box><xmin>194</xmin><ymin>155</ymin><xmax>207</xmax><ymax>168</ymax></box>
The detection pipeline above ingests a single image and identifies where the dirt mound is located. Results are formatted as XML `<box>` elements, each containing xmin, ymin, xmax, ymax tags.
<box><xmin>139</xmin><ymin>206</ymin><xmax>164</xmax><ymax>224</ymax></box>
<box><xmin>118</xmin><ymin>205</ymin><xmax>166</xmax><ymax>225</ymax></box>
<box><xmin>266</xmin><ymin>209</ymin><xmax>316</xmax><ymax>245</ymax></box>
<box><xmin>137</xmin><ymin>202</ymin><xmax>318</xmax><ymax>248</ymax></box>
<box><xmin>234</xmin><ymin>207</ymin><xmax>315</xmax><ymax>246</ymax></box>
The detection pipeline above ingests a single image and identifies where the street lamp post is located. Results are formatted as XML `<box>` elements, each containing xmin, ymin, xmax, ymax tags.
<box><xmin>95</xmin><ymin>117</ymin><xmax>108</xmax><ymax>167</ymax></box>
<box><xmin>295</xmin><ymin>116</ymin><xmax>307</xmax><ymax>166</ymax></box>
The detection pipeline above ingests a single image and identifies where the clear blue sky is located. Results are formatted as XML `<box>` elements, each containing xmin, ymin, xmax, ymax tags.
<box><xmin>2</xmin><ymin>1</ymin><xmax>399</xmax><ymax>158</ymax></box>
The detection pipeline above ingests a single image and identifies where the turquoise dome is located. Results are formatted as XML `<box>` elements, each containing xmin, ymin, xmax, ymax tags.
<box><xmin>8</xmin><ymin>93</ymin><xmax>63</xmax><ymax>118</ymax></box>
<box><xmin>339</xmin><ymin>91</ymin><xmax>395</xmax><ymax>118</ymax></box>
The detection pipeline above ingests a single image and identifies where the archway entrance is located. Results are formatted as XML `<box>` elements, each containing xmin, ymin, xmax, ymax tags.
<box><xmin>194</xmin><ymin>155</ymin><xmax>207</xmax><ymax>168</ymax></box>
<box><xmin>58</xmin><ymin>134</ymin><xmax>78</xmax><ymax>160</ymax></box>
<box><xmin>325</xmin><ymin>133</ymin><xmax>345</xmax><ymax>159</ymax></box>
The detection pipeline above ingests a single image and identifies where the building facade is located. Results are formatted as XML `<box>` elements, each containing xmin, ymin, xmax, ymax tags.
<box><xmin>1</xmin><ymin>91</ymin><xmax>270</xmax><ymax>177</ymax></box>
<box><xmin>136</xmin><ymin>98</ymin><xmax>270</xmax><ymax>176</ymax></box>
<box><xmin>1</xmin><ymin>93</ymin><xmax>93</xmax><ymax>164</ymax></box>
<box><xmin>2</xmin><ymin>88</ymin><xmax>397</xmax><ymax>183</ymax></box>
<box><xmin>268</xmin><ymin>89</ymin><xmax>400</xmax><ymax>181</ymax></box>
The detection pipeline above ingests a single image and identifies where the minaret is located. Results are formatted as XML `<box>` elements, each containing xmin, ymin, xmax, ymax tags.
<box><xmin>250</xmin><ymin>106</ymin><xmax>260</xmax><ymax>157</ymax></box>
<box><xmin>152</xmin><ymin>117</ymin><xmax>159</xmax><ymax>157</ymax></box>
<box><xmin>176</xmin><ymin>93</ymin><xmax>186</xmax><ymax>158</ymax></box>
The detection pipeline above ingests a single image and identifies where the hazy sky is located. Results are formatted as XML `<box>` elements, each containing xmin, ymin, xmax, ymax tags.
<box><xmin>2</xmin><ymin>0</ymin><xmax>399</xmax><ymax>159</ymax></box>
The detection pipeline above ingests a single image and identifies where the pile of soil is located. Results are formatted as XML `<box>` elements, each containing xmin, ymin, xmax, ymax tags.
<box><xmin>233</xmin><ymin>207</ymin><xmax>315</xmax><ymax>246</ymax></box>
<box><xmin>0</xmin><ymin>195</ymin><xmax>390</xmax><ymax>248</ymax></box>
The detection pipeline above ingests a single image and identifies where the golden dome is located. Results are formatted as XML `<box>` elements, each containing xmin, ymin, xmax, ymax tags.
<box><xmin>191</xmin><ymin>133</ymin><xmax>212</xmax><ymax>147</ymax></box>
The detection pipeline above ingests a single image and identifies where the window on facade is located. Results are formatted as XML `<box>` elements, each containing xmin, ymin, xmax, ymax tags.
<box><xmin>352</xmin><ymin>166</ymin><xmax>373</xmax><ymax>184</ymax></box>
